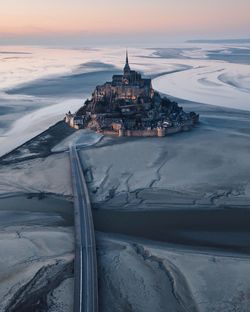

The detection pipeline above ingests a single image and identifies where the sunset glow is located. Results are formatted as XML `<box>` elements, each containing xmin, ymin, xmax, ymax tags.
<box><xmin>0</xmin><ymin>0</ymin><xmax>249</xmax><ymax>42</ymax></box>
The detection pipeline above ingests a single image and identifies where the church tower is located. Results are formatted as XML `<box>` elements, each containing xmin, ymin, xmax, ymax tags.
<box><xmin>123</xmin><ymin>50</ymin><xmax>131</xmax><ymax>76</ymax></box>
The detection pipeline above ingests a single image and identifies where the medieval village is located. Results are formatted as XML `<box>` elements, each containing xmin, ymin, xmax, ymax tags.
<box><xmin>65</xmin><ymin>51</ymin><xmax>199</xmax><ymax>137</ymax></box>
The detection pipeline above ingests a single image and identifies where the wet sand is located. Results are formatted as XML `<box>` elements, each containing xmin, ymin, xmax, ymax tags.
<box><xmin>0</xmin><ymin>194</ymin><xmax>74</xmax><ymax>227</ymax></box>
<box><xmin>1</xmin><ymin>195</ymin><xmax>249</xmax><ymax>255</ymax></box>
<box><xmin>0</xmin><ymin>194</ymin><xmax>74</xmax><ymax>312</ymax></box>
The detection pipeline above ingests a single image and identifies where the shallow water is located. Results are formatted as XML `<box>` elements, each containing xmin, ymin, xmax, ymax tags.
<box><xmin>93</xmin><ymin>208</ymin><xmax>250</xmax><ymax>254</ymax></box>
<box><xmin>1</xmin><ymin>195</ymin><xmax>250</xmax><ymax>254</ymax></box>
<box><xmin>0</xmin><ymin>195</ymin><xmax>74</xmax><ymax>226</ymax></box>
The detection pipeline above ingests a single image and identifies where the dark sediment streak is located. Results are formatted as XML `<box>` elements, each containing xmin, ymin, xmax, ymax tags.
<box><xmin>6</xmin><ymin>63</ymin><xmax>120</xmax><ymax>98</ymax></box>
<box><xmin>0</xmin><ymin>121</ymin><xmax>76</xmax><ymax>164</ymax></box>
<box><xmin>93</xmin><ymin>208</ymin><xmax>250</xmax><ymax>254</ymax></box>
<box><xmin>6</xmin><ymin>261</ymin><xmax>73</xmax><ymax>312</ymax></box>
<box><xmin>0</xmin><ymin>194</ymin><xmax>74</xmax><ymax>227</ymax></box>
<box><xmin>2</xmin><ymin>194</ymin><xmax>250</xmax><ymax>254</ymax></box>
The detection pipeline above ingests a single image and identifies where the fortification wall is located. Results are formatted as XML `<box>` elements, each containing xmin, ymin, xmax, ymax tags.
<box><xmin>124</xmin><ymin>129</ymin><xmax>158</xmax><ymax>137</ymax></box>
<box><xmin>102</xmin><ymin>126</ymin><xmax>192</xmax><ymax>137</ymax></box>
<box><xmin>102</xmin><ymin>130</ymin><xmax>119</xmax><ymax>136</ymax></box>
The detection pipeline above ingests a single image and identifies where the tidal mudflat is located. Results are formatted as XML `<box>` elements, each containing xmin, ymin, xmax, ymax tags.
<box><xmin>0</xmin><ymin>44</ymin><xmax>250</xmax><ymax>311</ymax></box>
<box><xmin>1</xmin><ymin>107</ymin><xmax>250</xmax><ymax>311</ymax></box>
<box><xmin>78</xmin><ymin>98</ymin><xmax>250</xmax><ymax>311</ymax></box>
<box><xmin>0</xmin><ymin>194</ymin><xmax>74</xmax><ymax>312</ymax></box>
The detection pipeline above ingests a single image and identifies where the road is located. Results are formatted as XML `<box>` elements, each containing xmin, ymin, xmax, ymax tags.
<box><xmin>69</xmin><ymin>144</ymin><xmax>98</xmax><ymax>312</ymax></box>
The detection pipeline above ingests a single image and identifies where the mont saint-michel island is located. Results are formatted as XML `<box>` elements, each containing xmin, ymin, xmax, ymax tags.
<box><xmin>65</xmin><ymin>52</ymin><xmax>199</xmax><ymax>136</ymax></box>
<box><xmin>1</xmin><ymin>0</ymin><xmax>250</xmax><ymax>310</ymax></box>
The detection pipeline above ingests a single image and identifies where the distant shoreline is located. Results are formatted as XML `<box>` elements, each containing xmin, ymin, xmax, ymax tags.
<box><xmin>186</xmin><ymin>38</ymin><xmax>250</xmax><ymax>44</ymax></box>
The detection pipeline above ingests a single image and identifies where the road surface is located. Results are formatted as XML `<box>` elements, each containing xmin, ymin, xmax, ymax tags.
<box><xmin>69</xmin><ymin>144</ymin><xmax>98</xmax><ymax>312</ymax></box>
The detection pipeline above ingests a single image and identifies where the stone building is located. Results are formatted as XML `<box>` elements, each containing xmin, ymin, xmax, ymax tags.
<box><xmin>91</xmin><ymin>51</ymin><xmax>154</xmax><ymax>109</ymax></box>
<box><xmin>65</xmin><ymin>51</ymin><xmax>199</xmax><ymax>136</ymax></box>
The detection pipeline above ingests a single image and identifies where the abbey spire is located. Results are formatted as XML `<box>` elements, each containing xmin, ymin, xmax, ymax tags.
<box><xmin>123</xmin><ymin>49</ymin><xmax>131</xmax><ymax>75</ymax></box>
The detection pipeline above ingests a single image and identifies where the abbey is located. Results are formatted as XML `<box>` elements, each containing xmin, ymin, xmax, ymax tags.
<box><xmin>65</xmin><ymin>51</ymin><xmax>199</xmax><ymax>137</ymax></box>
<box><xmin>93</xmin><ymin>51</ymin><xmax>154</xmax><ymax>104</ymax></box>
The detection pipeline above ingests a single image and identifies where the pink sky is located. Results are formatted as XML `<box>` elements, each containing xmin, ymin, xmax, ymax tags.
<box><xmin>0</xmin><ymin>0</ymin><xmax>249</xmax><ymax>42</ymax></box>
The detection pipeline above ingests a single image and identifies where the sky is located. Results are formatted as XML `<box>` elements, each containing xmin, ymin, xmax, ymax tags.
<box><xmin>0</xmin><ymin>0</ymin><xmax>249</xmax><ymax>45</ymax></box>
